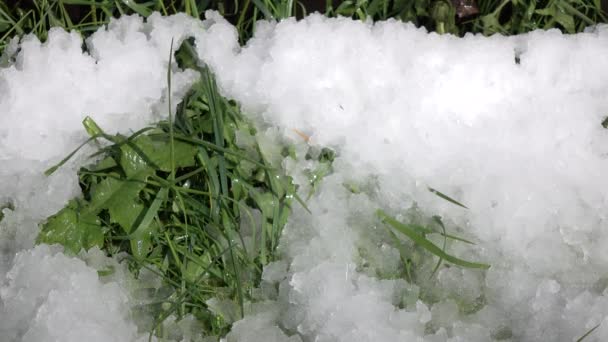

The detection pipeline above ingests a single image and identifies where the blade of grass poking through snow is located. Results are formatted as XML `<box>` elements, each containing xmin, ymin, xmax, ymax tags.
<box><xmin>251</xmin><ymin>0</ymin><xmax>274</xmax><ymax>19</ymax></box>
<box><xmin>38</xmin><ymin>43</ymin><xmax>299</xmax><ymax>337</ymax></box>
<box><xmin>199</xmin><ymin>66</ymin><xmax>244</xmax><ymax>316</ymax></box>
<box><xmin>167</xmin><ymin>39</ymin><xmax>185</xmax><ymax>313</ymax></box>
<box><xmin>386</xmin><ymin>227</ymin><xmax>414</xmax><ymax>283</ymax></box>
<box><xmin>202</xmin><ymin>67</ymin><xmax>229</xmax><ymax>197</ymax></box>
<box><xmin>429</xmin><ymin>215</ymin><xmax>448</xmax><ymax>278</ymax></box>
<box><xmin>576</xmin><ymin>323</ymin><xmax>601</xmax><ymax>342</ymax></box>
<box><xmin>44</xmin><ymin>135</ymin><xmax>100</xmax><ymax>176</ymax></box>
<box><xmin>432</xmin><ymin>215</ymin><xmax>475</xmax><ymax>245</ymax></box>
<box><xmin>377</xmin><ymin>209</ymin><xmax>490</xmax><ymax>269</ymax></box>
<box><xmin>428</xmin><ymin>187</ymin><xmax>468</xmax><ymax>209</ymax></box>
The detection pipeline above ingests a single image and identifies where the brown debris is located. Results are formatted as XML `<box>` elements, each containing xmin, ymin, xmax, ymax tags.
<box><xmin>451</xmin><ymin>0</ymin><xmax>480</xmax><ymax>20</ymax></box>
<box><xmin>293</xmin><ymin>128</ymin><xmax>311</xmax><ymax>143</ymax></box>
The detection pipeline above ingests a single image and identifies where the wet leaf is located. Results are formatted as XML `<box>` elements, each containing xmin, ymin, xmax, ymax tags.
<box><xmin>37</xmin><ymin>200</ymin><xmax>104</xmax><ymax>254</ymax></box>
<box><xmin>120</xmin><ymin>134</ymin><xmax>197</xmax><ymax>177</ymax></box>
<box><xmin>87</xmin><ymin>177</ymin><xmax>146</xmax><ymax>217</ymax></box>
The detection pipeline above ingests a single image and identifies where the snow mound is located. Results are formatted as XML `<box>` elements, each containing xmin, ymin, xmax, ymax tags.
<box><xmin>0</xmin><ymin>245</ymin><xmax>136</xmax><ymax>341</ymax></box>
<box><xmin>194</xmin><ymin>12</ymin><xmax>608</xmax><ymax>341</ymax></box>
<box><xmin>0</xmin><ymin>13</ymin><xmax>202</xmax><ymax>341</ymax></box>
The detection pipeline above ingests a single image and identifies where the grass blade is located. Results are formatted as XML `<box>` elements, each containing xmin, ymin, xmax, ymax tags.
<box><xmin>428</xmin><ymin>187</ymin><xmax>468</xmax><ymax>209</ymax></box>
<box><xmin>128</xmin><ymin>187</ymin><xmax>168</xmax><ymax>238</ymax></box>
<box><xmin>377</xmin><ymin>209</ymin><xmax>489</xmax><ymax>269</ymax></box>
<box><xmin>250</xmin><ymin>0</ymin><xmax>274</xmax><ymax>19</ymax></box>
<box><xmin>167</xmin><ymin>38</ymin><xmax>177</xmax><ymax>182</ymax></box>
<box><xmin>44</xmin><ymin>135</ymin><xmax>100</xmax><ymax>176</ymax></box>
<box><xmin>576</xmin><ymin>323</ymin><xmax>601</xmax><ymax>342</ymax></box>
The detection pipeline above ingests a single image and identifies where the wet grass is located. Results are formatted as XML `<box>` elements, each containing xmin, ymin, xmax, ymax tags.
<box><xmin>1</xmin><ymin>0</ymin><xmax>606</xmax><ymax>53</ymax></box>
<box><xmin>39</xmin><ymin>40</ymin><xmax>302</xmax><ymax>338</ymax></box>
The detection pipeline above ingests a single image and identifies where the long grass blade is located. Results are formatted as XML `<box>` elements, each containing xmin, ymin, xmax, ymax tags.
<box><xmin>428</xmin><ymin>187</ymin><xmax>468</xmax><ymax>209</ymax></box>
<box><xmin>377</xmin><ymin>210</ymin><xmax>489</xmax><ymax>269</ymax></box>
<box><xmin>576</xmin><ymin>323</ymin><xmax>601</xmax><ymax>342</ymax></box>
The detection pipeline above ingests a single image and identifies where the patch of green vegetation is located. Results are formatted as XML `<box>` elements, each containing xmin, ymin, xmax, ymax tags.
<box><xmin>343</xmin><ymin>173</ymin><xmax>486</xmax><ymax>280</ymax></box>
<box><xmin>2</xmin><ymin>1</ymin><xmax>606</xmax><ymax>55</ymax></box>
<box><xmin>38</xmin><ymin>43</ymin><xmax>300</xmax><ymax>338</ymax></box>
<box><xmin>321</xmin><ymin>0</ymin><xmax>607</xmax><ymax>35</ymax></box>
<box><xmin>378</xmin><ymin>209</ymin><xmax>488</xmax><ymax>270</ymax></box>
<box><xmin>470</xmin><ymin>0</ymin><xmax>606</xmax><ymax>35</ymax></box>
<box><xmin>0</xmin><ymin>0</ymin><xmax>301</xmax><ymax>52</ymax></box>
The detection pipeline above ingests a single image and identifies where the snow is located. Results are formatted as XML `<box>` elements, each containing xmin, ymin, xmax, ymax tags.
<box><xmin>1</xmin><ymin>245</ymin><xmax>136</xmax><ymax>342</ymax></box>
<box><xmin>0</xmin><ymin>13</ymin><xmax>200</xmax><ymax>341</ymax></box>
<box><xmin>195</xmin><ymin>13</ymin><xmax>608</xmax><ymax>341</ymax></box>
<box><xmin>2</xmin><ymin>9</ymin><xmax>608</xmax><ymax>342</ymax></box>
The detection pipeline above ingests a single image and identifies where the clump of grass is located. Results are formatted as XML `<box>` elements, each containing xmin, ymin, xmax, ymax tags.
<box><xmin>467</xmin><ymin>0</ymin><xmax>607</xmax><ymax>35</ymax></box>
<box><xmin>0</xmin><ymin>0</ymin><xmax>302</xmax><ymax>53</ymax></box>
<box><xmin>323</xmin><ymin>0</ymin><xmax>607</xmax><ymax>35</ymax></box>
<box><xmin>2</xmin><ymin>1</ymin><xmax>606</xmax><ymax>55</ymax></box>
<box><xmin>38</xmin><ymin>41</ymin><xmax>300</xmax><ymax>338</ymax></box>
<box><xmin>35</xmin><ymin>36</ymin><xmax>488</xmax><ymax>338</ymax></box>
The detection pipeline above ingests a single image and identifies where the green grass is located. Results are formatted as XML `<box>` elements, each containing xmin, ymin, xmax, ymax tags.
<box><xmin>32</xmin><ymin>34</ymin><xmax>489</xmax><ymax>338</ymax></box>
<box><xmin>38</xmin><ymin>41</ymin><xmax>300</xmax><ymax>338</ymax></box>
<box><xmin>1</xmin><ymin>1</ymin><xmax>607</xmax><ymax>54</ymax></box>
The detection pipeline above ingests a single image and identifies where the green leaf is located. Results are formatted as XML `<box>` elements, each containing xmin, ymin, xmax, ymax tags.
<box><xmin>184</xmin><ymin>256</ymin><xmax>206</xmax><ymax>283</ymax></box>
<box><xmin>97</xmin><ymin>265</ymin><xmax>115</xmax><ymax>277</ymax></box>
<box><xmin>119</xmin><ymin>0</ymin><xmax>152</xmax><ymax>16</ymax></box>
<box><xmin>480</xmin><ymin>13</ymin><xmax>503</xmax><ymax>35</ymax></box>
<box><xmin>250</xmin><ymin>189</ymin><xmax>275</xmax><ymax>220</ymax></box>
<box><xmin>87</xmin><ymin>156</ymin><xmax>117</xmax><ymax>172</ymax></box>
<box><xmin>554</xmin><ymin>5</ymin><xmax>575</xmax><ymax>33</ymax></box>
<box><xmin>365</xmin><ymin>0</ymin><xmax>384</xmax><ymax>17</ymax></box>
<box><xmin>119</xmin><ymin>134</ymin><xmax>197</xmax><ymax>177</ymax></box>
<box><xmin>87</xmin><ymin>176</ymin><xmax>146</xmax><ymax>217</ymax></box>
<box><xmin>129</xmin><ymin>187</ymin><xmax>167</xmax><ymax>237</ymax></box>
<box><xmin>414</xmin><ymin>0</ymin><xmax>429</xmax><ymax>16</ymax></box>
<box><xmin>377</xmin><ymin>210</ymin><xmax>490</xmax><ymax>269</ymax></box>
<box><xmin>129</xmin><ymin>219</ymin><xmax>160</xmax><ymax>260</ymax></box>
<box><xmin>524</xmin><ymin>0</ymin><xmax>537</xmax><ymax>21</ymax></box>
<box><xmin>37</xmin><ymin>200</ymin><xmax>104</xmax><ymax>254</ymax></box>
<box><xmin>82</xmin><ymin>116</ymin><xmax>104</xmax><ymax>137</ymax></box>
<box><xmin>535</xmin><ymin>8</ymin><xmax>554</xmax><ymax>16</ymax></box>
<box><xmin>110</xmin><ymin>198</ymin><xmax>145</xmax><ymax>232</ymax></box>
<box><xmin>307</xmin><ymin>161</ymin><xmax>332</xmax><ymax>199</ymax></box>
<box><xmin>335</xmin><ymin>0</ymin><xmax>356</xmax><ymax>16</ymax></box>
<box><xmin>250</xmin><ymin>0</ymin><xmax>274</xmax><ymax>19</ymax></box>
